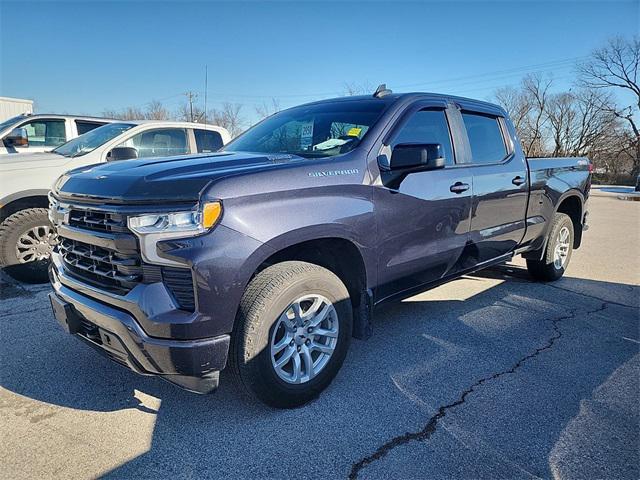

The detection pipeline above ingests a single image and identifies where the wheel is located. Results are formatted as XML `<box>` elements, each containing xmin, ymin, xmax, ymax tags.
<box><xmin>229</xmin><ymin>261</ymin><xmax>352</xmax><ymax>408</ymax></box>
<box><xmin>526</xmin><ymin>212</ymin><xmax>574</xmax><ymax>282</ymax></box>
<box><xmin>0</xmin><ymin>208</ymin><xmax>57</xmax><ymax>284</ymax></box>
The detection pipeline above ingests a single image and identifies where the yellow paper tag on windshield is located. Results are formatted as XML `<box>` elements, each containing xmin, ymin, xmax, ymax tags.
<box><xmin>347</xmin><ymin>127</ymin><xmax>362</xmax><ymax>137</ymax></box>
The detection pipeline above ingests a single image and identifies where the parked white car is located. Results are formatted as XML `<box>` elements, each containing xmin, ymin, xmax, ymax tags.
<box><xmin>0</xmin><ymin>120</ymin><xmax>231</xmax><ymax>282</ymax></box>
<box><xmin>0</xmin><ymin>113</ymin><xmax>116</xmax><ymax>155</ymax></box>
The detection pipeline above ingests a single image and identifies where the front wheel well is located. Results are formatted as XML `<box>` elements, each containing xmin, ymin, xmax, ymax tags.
<box><xmin>556</xmin><ymin>195</ymin><xmax>583</xmax><ymax>248</ymax></box>
<box><xmin>253</xmin><ymin>238</ymin><xmax>370</xmax><ymax>337</ymax></box>
<box><xmin>1</xmin><ymin>196</ymin><xmax>49</xmax><ymax>223</ymax></box>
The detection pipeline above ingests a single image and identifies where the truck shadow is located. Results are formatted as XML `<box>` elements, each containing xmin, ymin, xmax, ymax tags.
<box><xmin>0</xmin><ymin>268</ymin><xmax>638</xmax><ymax>478</ymax></box>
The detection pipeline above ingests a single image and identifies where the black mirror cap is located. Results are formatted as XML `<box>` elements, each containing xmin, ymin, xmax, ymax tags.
<box><xmin>390</xmin><ymin>143</ymin><xmax>445</xmax><ymax>171</ymax></box>
<box><xmin>108</xmin><ymin>146</ymin><xmax>138</xmax><ymax>161</ymax></box>
<box><xmin>5</xmin><ymin>127</ymin><xmax>28</xmax><ymax>147</ymax></box>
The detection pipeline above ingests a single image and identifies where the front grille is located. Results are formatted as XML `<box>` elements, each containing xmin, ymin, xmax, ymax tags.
<box><xmin>59</xmin><ymin>237</ymin><xmax>142</xmax><ymax>294</ymax></box>
<box><xmin>55</xmin><ymin>202</ymin><xmax>197</xmax><ymax>312</ymax></box>
<box><xmin>68</xmin><ymin>209</ymin><xmax>128</xmax><ymax>233</ymax></box>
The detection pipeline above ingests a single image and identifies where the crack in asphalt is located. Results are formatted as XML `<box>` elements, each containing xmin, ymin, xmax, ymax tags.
<box><xmin>542</xmin><ymin>283</ymin><xmax>638</xmax><ymax>309</ymax></box>
<box><xmin>347</xmin><ymin>302</ymin><xmax>609</xmax><ymax>480</ymax></box>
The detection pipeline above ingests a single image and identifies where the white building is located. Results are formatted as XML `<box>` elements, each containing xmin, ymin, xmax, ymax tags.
<box><xmin>0</xmin><ymin>97</ymin><xmax>34</xmax><ymax>122</ymax></box>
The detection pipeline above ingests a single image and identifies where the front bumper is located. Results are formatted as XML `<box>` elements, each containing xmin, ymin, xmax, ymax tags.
<box><xmin>49</xmin><ymin>260</ymin><xmax>230</xmax><ymax>394</ymax></box>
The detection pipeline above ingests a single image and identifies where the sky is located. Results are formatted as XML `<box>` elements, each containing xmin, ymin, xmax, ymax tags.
<box><xmin>1</xmin><ymin>0</ymin><xmax>638</xmax><ymax>126</ymax></box>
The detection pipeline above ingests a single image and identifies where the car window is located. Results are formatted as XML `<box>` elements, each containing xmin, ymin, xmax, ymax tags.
<box><xmin>225</xmin><ymin>100</ymin><xmax>387</xmax><ymax>158</ymax></box>
<box><xmin>117</xmin><ymin>128</ymin><xmax>189</xmax><ymax>158</ymax></box>
<box><xmin>75</xmin><ymin>120</ymin><xmax>106</xmax><ymax>135</ymax></box>
<box><xmin>20</xmin><ymin>119</ymin><xmax>66</xmax><ymax>147</ymax></box>
<box><xmin>194</xmin><ymin>129</ymin><xmax>223</xmax><ymax>153</ymax></box>
<box><xmin>461</xmin><ymin>112</ymin><xmax>507</xmax><ymax>164</ymax></box>
<box><xmin>392</xmin><ymin>109</ymin><xmax>455</xmax><ymax>165</ymax></box>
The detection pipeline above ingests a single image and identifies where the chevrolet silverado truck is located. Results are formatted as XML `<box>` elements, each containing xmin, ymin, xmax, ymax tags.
<box><xmin>0</xmin><ymin>121</ymin><xmax>230</xmax><ymax>283</ymax></box>
<box><xmin>47</xmin><ymin>87</ymin><xmax>591</xmax><ymax>408</ymax></box>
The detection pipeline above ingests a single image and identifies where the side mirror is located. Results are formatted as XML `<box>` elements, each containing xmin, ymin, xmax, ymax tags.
<box><xmin>107</xmin><ymin>146</ymin><xmax>138</xmax><ymax>161</ymax></box>
<box><xmin>390</xmin><ymin>143</ymin><xmax>445</xmax><ymax>171</ymax></box>
<box><xmin>382</xmin><ymin>143</ymin><xmax>445</xmax><ymax>189</ymax></box>
<box><xmin>4</xmin><ymin>127</ymin><xmax>28</xmax><ymax>147</ymax></box>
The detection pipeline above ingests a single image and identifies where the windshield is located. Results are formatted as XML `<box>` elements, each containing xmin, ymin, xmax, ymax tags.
<box><xmin>53</xmin><ymin>122</ymin><xmax>135</xmax><ymax>157</ymax></box>
<box><xmin>0</xmin><ymin>114</ymin><xmax>27</xmax><ymax>132</ymax></box>
<box><xmin>225</xmin><ymin>100</ymin><xmax>388</xmax><ymax>158</ymax></box>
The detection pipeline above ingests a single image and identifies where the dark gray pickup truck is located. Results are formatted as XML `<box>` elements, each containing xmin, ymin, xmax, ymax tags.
<box><xmin>47</xmin><ymin>87</ymin><xmax>591</xmax><ymax>407</ymax></box>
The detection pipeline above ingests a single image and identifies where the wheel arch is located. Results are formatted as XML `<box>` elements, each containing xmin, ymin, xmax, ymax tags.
<box><xmin>0</xmin><ymin>190</ymin><xmax>50</xmax><ymax>223</ymax></box>
<box><xmin>555</xmin><ymin>191</ymin><xmax>584</xmax><ymax>249</ymax></box>
<box><xmin>241</xmin><ymin>233</ymin><xmax>372</xmax><ymax>340</ymax></box>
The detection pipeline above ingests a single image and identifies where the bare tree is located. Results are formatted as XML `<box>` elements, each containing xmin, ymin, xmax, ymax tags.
<box><xmin>102</xmin><ymin>106</ymin><xmax>146</xmax><ymax>120</ymax></box>
<box><xmin>255</xmin><ymin>98</ymin><xmax>281</xmax><ymax>120</ymax></box>
<box><xmin>546</xmin><ymin>89</ymin><xmax>619</xmax><ymax>157</ymax></box>
<box><xmin>145</xmin><ymin>100</ymin><xmax>170</xmax><ymax>120</ymax></box>
<box><xmin>176</xmin><ymin>102</ymin><xmax>205</xmax><ymax>123</ymax></box>
<box><xmin>343</xmin><ymin>81</ymin><xmax>373</xmax><ymax>96</ymax></box>
<box><xmin>210</xmin><ymin>103</ymin><xmax>245</xmax><ymax>137</ymax></box>
<box><xmin>578</xmin><ymin>36</ymin><xmax>640</xmax><ymax>178</ymax></box>
<box><xmin>494</xmin><ymin>74</ymin><xmax>552</xmax><ymax>156</ymax></box>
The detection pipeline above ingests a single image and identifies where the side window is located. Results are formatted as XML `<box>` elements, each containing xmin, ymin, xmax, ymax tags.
<box><xmin>194</xmin><ymin>129</ymin><xmax>223</xmax><ymax>153</ymax></box>
<box><xmin>461</xmin><ymin>112</ymin><xmax>507</xmax><ymax>164</ymax></box>
<box><xmin>117</xmin><ymin>128</ymin><xmax>189</xmax><ymax>158</ymax></box>
<box><xmin>75</xmin><ymin>121</ymin><xmax>105</xmax><ymax>135</ymax></box>
<box><xmin>21</xmin><ymin>119</ymin><xmax>66</xmax><ymax>147</ymax></box>
<box><xmin>392</xmin><ymin>109</ymin><xmax>455</xmax><ymax>165</ymax></box>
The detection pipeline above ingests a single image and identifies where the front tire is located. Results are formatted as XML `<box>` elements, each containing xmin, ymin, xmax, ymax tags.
<box><xmin>0</xmin><ymin>208</ymin><xmax>56</xmax><ymax>284</ymax></box>
<box><xmin>526</xmin><ymin>212</ymin><xmax>574</xmax><ymax>282</ymax></box>
<box><xmin>229</xmin><ymin>261</ymin><xmax>352</xmax><ymax>408</ymax></box>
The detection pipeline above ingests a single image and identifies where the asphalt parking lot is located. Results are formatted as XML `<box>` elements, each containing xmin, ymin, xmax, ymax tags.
<box><xmin>1</xmin><ymin>195</ymin><xmax>638</xmax><ymax>480</ymax></box>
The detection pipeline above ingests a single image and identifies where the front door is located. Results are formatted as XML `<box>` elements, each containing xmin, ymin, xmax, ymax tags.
<box><xmin>374</xmin><ymin>105</ymin><xmax>473</xmax><ymax>301</ymax></box>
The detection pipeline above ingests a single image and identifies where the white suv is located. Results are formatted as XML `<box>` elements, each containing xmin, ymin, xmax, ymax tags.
<box><xmin>0</xmin><ymin>120</ymin><xmax>231</xmax><ymax>282</ymax></box>
<box><xmin>0</xmin><ymin>114</ymin><xmax>116</xmax><ymax>155</ymax></box>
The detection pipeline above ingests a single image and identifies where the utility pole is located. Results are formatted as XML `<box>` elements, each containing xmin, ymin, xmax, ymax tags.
<box><xmin>185</xmin><ymin>91</ymin><xmax>198</xmax><ymax>122</ymax></box>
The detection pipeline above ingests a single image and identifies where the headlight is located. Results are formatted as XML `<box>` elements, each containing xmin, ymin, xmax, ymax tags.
<box><xmin>128</xmin><ymin>201</ymin><xmax>222</xmax><ymax>266</ymax></box>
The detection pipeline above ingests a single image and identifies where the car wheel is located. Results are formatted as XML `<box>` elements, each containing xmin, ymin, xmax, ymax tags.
<box><xmin>0</xmin><ymin>208</ymin><xmax>56</xmax><ymax>284</ymax></box>
<box><xmin>526</xmin><ymin>212</ymin><xmax>574</xmax><ymax>282</ymax></box>
<box><xmin>229</xmin><ymin>261</ymin><xmax>352</xmax><ymax>408</ymax></box>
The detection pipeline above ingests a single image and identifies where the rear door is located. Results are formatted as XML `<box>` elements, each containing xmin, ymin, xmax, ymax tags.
<box><xmin>458</xmin><ymin>106</ymin><xmax>528</xmax><ymax>263</ymax></box>
<box><xmin>374</xmin><ymin>101</ymin><xmax>474</xmax><ymax>301</ymax></box>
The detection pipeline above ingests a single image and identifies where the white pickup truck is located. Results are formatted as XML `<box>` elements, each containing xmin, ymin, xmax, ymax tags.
<box><xmin>0</xmin><ymin>120</ymin><xmax>231</xmax><ymax>282</ymax></box>
<box><xmin>0</xmin><ymin>114</ymin><xmax>116</xmax><ymax>155</ymax></box>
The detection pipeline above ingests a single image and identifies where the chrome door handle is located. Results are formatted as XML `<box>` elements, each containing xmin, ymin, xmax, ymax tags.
<box><xmin>512</xmin><ymin>176</ymin><xmax>526</xmax><ymax>186</ymax></box>
<box><xmin>450</xmin><ymin>182</ymin><xmax>470</xmax><ymax>194</ymax></box>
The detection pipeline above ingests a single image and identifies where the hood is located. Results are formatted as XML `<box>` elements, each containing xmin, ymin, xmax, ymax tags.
<box><xmin>54</xmin><ymin>151</ymin><xmax>306</xmax><ymax>204</ymax></box>
<box><xmin>0</xmin><ymin>151</ymin><xmax>68</xmax><ymax>171</ymax></box>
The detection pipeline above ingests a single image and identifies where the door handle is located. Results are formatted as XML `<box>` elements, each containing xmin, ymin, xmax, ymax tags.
<box><xmin>450</xmin><ymin>182</ymin><xmax>470</xmax><ymax>194</ymax></box>
<box><xmin>512</xmin><ymin>175</ymin><xmax>526</xmax><ymax>186</ymax></box>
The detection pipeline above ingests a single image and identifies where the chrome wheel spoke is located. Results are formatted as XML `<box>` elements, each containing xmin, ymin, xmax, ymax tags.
<box><xmin>270</xmin><ymin>293</ymin><xmax>339</xmax><ymax>385</ymax></box>
<box><xmin>300</xmin><ymin>344</ymin><xmax>314</xmax><ymax>380</ymax></box>
<box><xmin>272</xmin><ymin>333</ymin><xmax>293</xmax><ymax>355</ymax></box>
<box><xmin>310</xmin><ymin>341</ymin><xmax>334</xmax><ymax>355</ymax></box>
<box><xmin>312</xmin><ymin>327</ymin><xmax>338</xmax><ymax>339</ymax></box>
<box><xmin>274</xmin><ymin>345</ymin><xmax>296</xmax><ymax>369</ymax></box>
<box><xmin>291</xmin><ymin>351</ymin><xmax>302</xmax><ymax>383</ymax></box>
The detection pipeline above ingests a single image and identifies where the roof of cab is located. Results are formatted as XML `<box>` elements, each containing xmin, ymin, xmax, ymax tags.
<box><xmin>299</xmin><ymin>91</ymin><xmax>507</xmax><ymax>116</ymax></box>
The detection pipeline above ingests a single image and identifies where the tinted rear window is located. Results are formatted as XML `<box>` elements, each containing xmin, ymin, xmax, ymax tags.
<box><xmin>195</xmin><ymin>129</ymin><xmax>224</xmax><ymax>152</ymax></box>
<box><xmin>462</xmin><ymin>112</ymin><xmax>507</xmax><ymax>164</ymax></box>
<box><xmin>76</xmin><ymin>120</ymin><xmax>105</xmax><ymax>135</ymax></box>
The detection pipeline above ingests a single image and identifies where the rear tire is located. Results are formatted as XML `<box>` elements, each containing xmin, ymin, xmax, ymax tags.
<box><xmin>526</xmin><ymin>212</ymin><xmax>574</xmax><ymax>282</ymax></box>
<box><xmin>0</xmin><ymin>208</ymin><xmax>55</xmax><ymax>284</ymax></box>
<box><xmin>229</xmin><ymin>261</ymin><xmax>352</xmax><ymax>408</ymax></box>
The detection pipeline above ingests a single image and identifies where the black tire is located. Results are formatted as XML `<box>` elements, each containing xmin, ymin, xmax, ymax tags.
<box><xmin>229</xmin><ymin>261</ymin><xmax>352</xmax><ymax>408</ymax></box>
<box><xmin>526</xmin><ymin>212</ymin><xmax>574</xmax><ymax>282</ymax></box>
<box><xmin>0</xmin><ymin>208</ymin><xmax>53</xmax><ymax>284</ymax></box>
